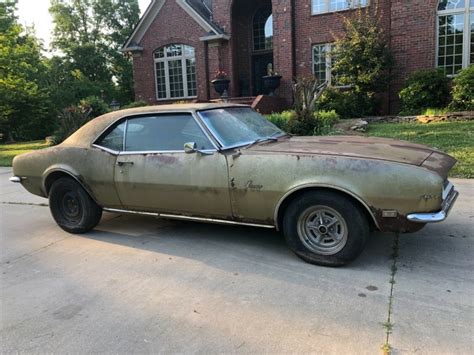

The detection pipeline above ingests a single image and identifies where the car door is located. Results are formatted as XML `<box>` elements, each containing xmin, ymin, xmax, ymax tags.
<box><xmin>113</xmin><ymin>112</ymin><xmax>232</xmax><ymax>218</ymax></box>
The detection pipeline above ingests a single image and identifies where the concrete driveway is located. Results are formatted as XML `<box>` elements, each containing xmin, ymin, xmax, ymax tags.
<box><xmin>1</xmin><ymin>167</ymin><xmax>472</xmax><ymax>354</ymax></box>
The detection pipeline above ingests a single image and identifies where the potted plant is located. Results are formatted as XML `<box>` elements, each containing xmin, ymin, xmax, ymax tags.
<box><xmin>211</xmin><ymin>70</ymin><xmax>230</xmax><ymax>97</ymax></box>
<box><xmin>263</xmin><ymin>70</ymin><xmax>282</xmax><ymax>96</ymax></box>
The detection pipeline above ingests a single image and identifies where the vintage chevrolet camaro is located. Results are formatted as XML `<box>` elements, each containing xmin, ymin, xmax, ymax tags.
<box><xmin>11</xmin><ymin>103</ymin><xmax>459</xmax><ymax>266</ymax></box>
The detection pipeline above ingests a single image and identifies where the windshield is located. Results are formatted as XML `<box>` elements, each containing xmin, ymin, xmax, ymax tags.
<box><xmin>198</xmin><ymin>107</ymin><xmax>286</xmax><ymax>148</ymax></box>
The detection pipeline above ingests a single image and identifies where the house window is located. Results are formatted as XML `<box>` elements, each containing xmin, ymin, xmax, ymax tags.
<box><xmin>313</xmin><ymin>43</ymin><xmax>338</xmax><ymax>85</ymax></box>
<box><xmin>437</xmin><ymin>1</ymin><xmax>474</xmax><ymax>75</ymax></box>
<box><xmin>253</xmin><ymin>8</ymin><xmax>273</xmax><ymax>51</ymax></box>
<box><xmin>154</xmin><ymin>44</ymin><xmax>197</xmax><ymax>100</ymax></box>
<box><xmin>312</xmin><ymin>0</ymin><xmax>368</xmax><ymax>15</ymax></box>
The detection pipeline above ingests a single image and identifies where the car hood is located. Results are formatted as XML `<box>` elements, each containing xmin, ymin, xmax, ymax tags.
<box><xmin>249</xmin><ymin>135</ymin><xmax>456</xmax><ymax>170</ymax></box>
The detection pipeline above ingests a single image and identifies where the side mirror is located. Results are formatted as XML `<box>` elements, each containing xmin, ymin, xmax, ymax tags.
<box><xmin>184</xmin><ymin>142</ymin><xmax>197</xmax><ymax>154</ymax></box>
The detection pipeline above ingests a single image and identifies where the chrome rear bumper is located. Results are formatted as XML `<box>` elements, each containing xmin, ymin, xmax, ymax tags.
<box><xmin>407</xmin><ymin>182</ymin><xmax>459</xmax><ymax>223</ymax></box>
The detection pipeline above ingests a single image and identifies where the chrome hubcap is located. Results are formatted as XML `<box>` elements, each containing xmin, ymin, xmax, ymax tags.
<box><xmin>297</xmin><ymin>206</ymin><xmax>348</xmax><ymax>255</ymax></box>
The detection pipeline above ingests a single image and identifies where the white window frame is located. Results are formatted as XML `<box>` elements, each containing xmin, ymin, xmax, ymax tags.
<box><xmin>311</xmin><ymin>0</ymin><xmax>369</xmax><ymax>16</ymax></box>
<box><xmin>436</xmin><ymin>1</ymin><xmax>474</xmax><ymax>76</ymax></box>
<box><xmin>153</xmin><ymin>44</ymin><xmax>197</xmax><ymax>101</ymax></box>
<box><xmin>312</xmin><ymin>43</ymin><xmax>340</xmax><ymax>86</ymax></box>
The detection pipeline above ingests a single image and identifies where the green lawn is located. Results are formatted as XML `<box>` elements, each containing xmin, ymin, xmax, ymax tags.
<box><xmin>0</xmin><ymin>141</ymin><xmax>51</xmax><ymax>167</ymax></box>
<box><xmin>365</xmin><ymin>121</ymin><xmax>474</xmax><ymax>178</ymax></box>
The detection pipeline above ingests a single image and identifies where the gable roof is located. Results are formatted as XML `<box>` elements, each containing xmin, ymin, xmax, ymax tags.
<box><xmin>122</xmin><ymin>0</ymin><xmax>228</xmax><ymax>52</ymax></box>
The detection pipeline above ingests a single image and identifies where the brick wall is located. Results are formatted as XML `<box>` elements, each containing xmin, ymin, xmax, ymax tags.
<box><xmin>389</xmin><ymin>0</ymin><xmax>438</xmax><ymax>113</ymax></box>
<box><xmin>133</xmin><ymin>0</ymin><xmax>440</xmax><ymax>114</ymax></box>
<box><xmin>132</xmin><ymin>0</ymin><xmax>208</xmax><ymax>104</ymax></box>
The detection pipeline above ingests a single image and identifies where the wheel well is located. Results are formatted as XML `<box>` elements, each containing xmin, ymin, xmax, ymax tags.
<box><xmin>276</xmin><ymin>187</ymin><xmax>377</xmax><ymax>231</ymax></box>
<box><xmin>44</xmin><ymin>171</ymin><xmax>78</xmax><ymax>196</ymax></box>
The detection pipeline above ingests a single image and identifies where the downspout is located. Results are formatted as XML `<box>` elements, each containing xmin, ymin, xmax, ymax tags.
<box><xmin>291</xmin><ymin>0</ymin><xmax>296</xmax><ymax>79</ymax></box>
<box><xmin>387</xmin><ymin>0</ymin><xmax>392</xmax><ymax>114</ymax></box>
<box><xmin>204</xmin><ymin>41</ymin><xmax>211</xmax><ymax>101</ymax></box>
<box><xmin>289</xmin><ymin>0</ymin><xmax>296</xmax><ymax>105</ymax></box>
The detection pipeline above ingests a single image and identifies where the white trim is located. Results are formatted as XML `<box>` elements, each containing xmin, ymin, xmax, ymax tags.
<box><xmin>436</xmin><ymin>2</ymin><xmax>474</xmax><ymax>75</ymax></box>
<box><xmin>312</xmin><ymin>43</ymin><xmax>341</xmax><ymax>86</ymax></box>
<box><xmin>311</xmin><ymin>0</ymin><xmax>369</xmax><ymax>16</ymax></box>
<box><xmin>123</xmin><ymin>0</ymin><xmax>166</xmax><ymax>51</ymax></box>
<box><xmin>103</xmin><ymin>208</ymin><xmax>276</xmax><ymax>229</ymax></box>
<box><xmin>154</xmin><ymin>44</ymin><xmax>197</xmax><ymax>100</ymax></box>
<box><xmin>176</xmin><ymin>0</ymin><xmax>216</xmax><ymax>33</ymax></box>
<box><xmin>199</xmin><ymin>33</ymin><xmax>231</xmax><ymax>41</ymax></box>
<box><xmin>123</xmin><ymin>0</ymin><xmax>221</xmax><ymax>51</ymax></box>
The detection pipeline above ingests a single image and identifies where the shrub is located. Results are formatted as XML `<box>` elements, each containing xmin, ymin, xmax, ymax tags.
<box><xmin>266</xmin><ymin>110</ymin><xmax>295</xmax><ymax>131</ymax></box>
<box><xmin>399</xmin><ymin>69</ymin><xmax>450</xmax><ymax>115</ymax></box>
<box><xmin>422</xmin><ymin>108</ymin><xmax>450</xmax><ymax>116</ymax></box>
<box><xmin>331</xmin><ymin>7</ymin><xmax>394</xmax><ymax>115</ymax></box>
<box><xmin>448</xmin><ymin>65</ymin><xmax>474</xmax><ymax>111</ymax></box>
<box><xmin>315</xmin><ymin>110</ymin><xmax>340</xmax><ymax>131</ymax></box>
<box><xmin>317</xmin><ymin>88</ymin><xmax>375</xmax><ymax>118</ymax></box>
<box><xmin>53</xmin><ymin>105</ymin><xmax>93</xmax><ymax>144</ymax></box>
<box><xmin>290</xmin><ymin>75</ymin><xmax>328</xmax><ymax>135</ymax></box>
<box><xmin>284</xmin><ymin>110</ymin><xmax>339</xmax><ymax>136</ymax></box>
<box><xmin>79</xmin><ymin>96</ymin><xmax>110</xmax><ymax>118</ymax></box>
<box><xmin>121</xmin><ymin>100</ymin><xmax>148</xmax><ymax>109</ymax></box>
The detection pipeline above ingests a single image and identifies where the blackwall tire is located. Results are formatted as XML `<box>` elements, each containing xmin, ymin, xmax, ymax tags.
<box><xmin>282</xmin><ymin>191</ymin><xmax>370</xmax><ymax>266</ymax></box>
<box><xmin>49</xmin><ymin>177</ymin><xmax>102</xmax><ymax>234</ymax></box>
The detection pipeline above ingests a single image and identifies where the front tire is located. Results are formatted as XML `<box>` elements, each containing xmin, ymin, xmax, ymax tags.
<box><xmin>49</xmin><ymin>177</ymin><xmax>102</xmax><ymax>234</ymax></box>
<box><xmin>282</xmin><ymin>191</ymin><xmax>369</xmax><ymax>266</ymax></box>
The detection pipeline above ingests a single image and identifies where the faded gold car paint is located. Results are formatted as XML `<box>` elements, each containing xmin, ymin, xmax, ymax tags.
<box><xmin>12</xmin><ymin>103</ymin><xmax>457</xmax><ymax>233</ymax></box>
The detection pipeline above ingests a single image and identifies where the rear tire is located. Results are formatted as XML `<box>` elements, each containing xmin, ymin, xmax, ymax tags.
<box><xmin>49</xmin><ymin>177</ymin><xmax>102</xmax><ymax>234</ymax></box>
<box><xmin>282</xmin><ymin>191</ymin><xmax>369</xmax><ymax>266</ymax></box>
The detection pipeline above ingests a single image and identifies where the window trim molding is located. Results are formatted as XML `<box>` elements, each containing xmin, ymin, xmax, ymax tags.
<box><xmin>252</xmin><ymin>7</ymin><xmax>273</xmax><ymax>53</ymax></box>
<box><xmin>436</xmin><ymin>2</ymin><xmax>474</xmax><ymax>75</ymax></box>
<box><xmin>311</xmin><ymin>0</ymin><xmax>369</xmax><ymax>16</ymax></box>
<box><xmin>92</xmin><ymin>111</ymin><xmax>219</xmax><ymax>154</ymax></box>
<box><xmin>153</xmin><ymin>44</ymin><xmax>198</xmax><ymax>101</ymax></box>
<box><xmin>312</xmin><ymin>43</ymin><xmax>335</xmax><ymax>86</ymax></box>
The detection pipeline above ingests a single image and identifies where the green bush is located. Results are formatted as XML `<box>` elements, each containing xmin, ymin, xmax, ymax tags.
<box><xmin>274</xmin><ymin>110</ymin><xmax>339</xmax><ymax>136</ymax></box>
<box><xmin>422</xmin><ymin>108</ymin><xmax>450</xmax><ymax>116</ymax></box>
<box><xmin>79</xmin><ymin>96</ymin><xmax>110</xmax><ymax>118</ymax></box>
<box><xmin>53</xmin><ymin>105</ymin><xmax>93</xmax><ymax>144</ymax></box>
<box><xmin>317</xmin><ymin>88</ymin><xmax>374</xmax><ymax>118</ymax></box>
<box><xmin>399</xmin><ymin>69</ymin><xmax>450</xmax><ymax>115</ymax></box>
<box><xmin>121</xmin><ymin>100</ymin><xmax>149</xmax><ymax>109</ymax></box>
<box><xmin>315</xmin><ymin>110</ymin><xmax>340</xmax><ymax>134</ymax></box>
<box><xmin>266</xmin><ymin>110</ymin><xmax>295</xmax><ymax>131</ymax></box>
<box><xmin>448</xmin><ymin>65</ymin><xmax>474</xmax><ymax>111</ymax></box>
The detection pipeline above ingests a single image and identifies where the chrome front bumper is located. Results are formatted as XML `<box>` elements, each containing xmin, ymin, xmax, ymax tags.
<box><xmin>9</xmin><ymin>176</ymin><xmax>22</xmax><ymax>183</ymax></box>
<box><xmin>407</xmin><ymin>182</ymin><xmax>459</xmax><ymax>223</ymax></box>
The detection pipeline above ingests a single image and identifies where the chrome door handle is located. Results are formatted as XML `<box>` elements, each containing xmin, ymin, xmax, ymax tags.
<box><xmin>116</xmin><ymin>161</ymin><xmax>134</xmax><ymax>167</ymax></box>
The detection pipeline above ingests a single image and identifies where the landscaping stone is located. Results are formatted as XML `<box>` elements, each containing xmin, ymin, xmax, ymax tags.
<box><xmin>350</xmin><ymin>119</ymin><xmax>369</xmax><ymax>132</ymax></box>
<box><xmin>363</xmin><ymin>111</ymin><xmax>474</xmax><ymax>124</ymax></box>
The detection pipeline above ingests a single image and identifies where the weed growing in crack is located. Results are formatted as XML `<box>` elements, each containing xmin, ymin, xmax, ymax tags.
<box><xmin>381</xmin><ymin>233</ymin><xmax>400</xmax><ymax>355</ymax></box>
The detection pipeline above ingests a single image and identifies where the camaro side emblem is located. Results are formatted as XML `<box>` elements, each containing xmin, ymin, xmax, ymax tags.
<box><xmin>246</xmin><ymin>180</ymin><xmax>263</xmax><ymax>191</ymax></box>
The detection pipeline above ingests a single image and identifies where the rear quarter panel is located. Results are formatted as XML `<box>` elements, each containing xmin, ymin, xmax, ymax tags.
<box><xmin>13</xmin><ymin>146</ymin><xmax>121</xmax><ymax>208</ymax></box>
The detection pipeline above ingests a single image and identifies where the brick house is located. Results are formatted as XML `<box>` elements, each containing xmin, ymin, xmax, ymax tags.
<box><xmin>122</xmin><ymin>0</ymin><xmax>474</xmax><ymax>114</ymax></box>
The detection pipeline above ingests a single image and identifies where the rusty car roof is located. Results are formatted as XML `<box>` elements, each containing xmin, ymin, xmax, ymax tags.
<box><xmin>62</xmin><ymin>103</ymin><xmax>247</xmax><ymax>147</ymax></box>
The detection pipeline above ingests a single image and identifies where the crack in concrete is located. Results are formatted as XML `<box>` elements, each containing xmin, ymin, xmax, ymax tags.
<box><xmin>382</xmin><ymin>233</ymin><xmax>400</xmax><ymax>355</ymax></box>
<box><xmin>1</xmin><ymin>201</ymin><xmax>48</xmax><ymax>207</ymax></box>
<box><xmin>2</xmin><ymin>236</ymin><xmax>71</xmax><ymax>266</ymax></box>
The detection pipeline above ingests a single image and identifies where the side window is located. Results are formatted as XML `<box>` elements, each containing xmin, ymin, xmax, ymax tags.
<box><xmin>95</xmin><ymin>121</ymin><xmax>126</xmax><ymax>151</ymax></box>
<box><xmin>125</xmin><ymin>114</ymin><xmax>214</xmax><ymax>152</ymax></box>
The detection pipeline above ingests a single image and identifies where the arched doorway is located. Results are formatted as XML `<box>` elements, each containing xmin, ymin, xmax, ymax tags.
<box><xmin>231</xmin><ymin>0</ymin><xmax>273</xmax><ymax>97</ymax></box>
<box><xmin>252</xmin><ymin>7</ymin><xmax>273</xmax><ymax>95</ymax></box>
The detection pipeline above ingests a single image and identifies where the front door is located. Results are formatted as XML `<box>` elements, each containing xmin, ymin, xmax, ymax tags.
<box><xmin>112</xmin><ymin>113</ymin><xmax>232</xmax><ymax>218</ymax></box>
<box><xmin>252</xmin><ymin>53</ymin><xmax>273</xmax><ymax>96</ymax></box>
